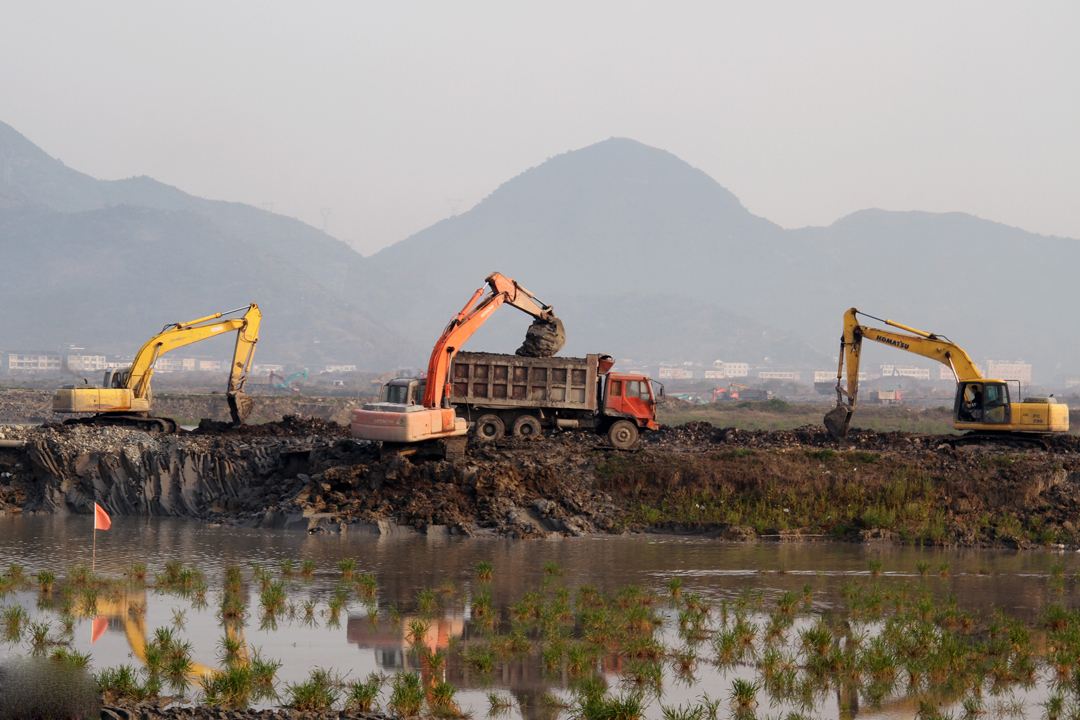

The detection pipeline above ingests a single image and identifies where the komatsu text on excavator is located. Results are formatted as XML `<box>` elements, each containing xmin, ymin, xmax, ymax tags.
<box><xmin>53</xmin><ymin>304</ymin><xmax>262</xmax><ymax>432</ymax></box>
<box><xmin>824</xmin><ymin>308</ymin><xmax>1069</xmax><ymax>444</ymax></box>
<box><xmin>351</xmin><ymin>272</ymin><xmax>563</xmax><ymax>458</ymax></box>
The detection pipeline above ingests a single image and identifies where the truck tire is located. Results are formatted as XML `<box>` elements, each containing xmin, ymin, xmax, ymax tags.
<box><xmin>511</xmin><ymin>414</ymin><xmax>543</xmax><ymax>439</ymax></box>
<box><xmin>607</xmin><ymin>420</ymin><xmax>640</xmax><ymax>450</ymax></box>
<box><xmin>473</xmin><ymin>414</ymin><xmax>505</xmax><ymax>442</ymax></box>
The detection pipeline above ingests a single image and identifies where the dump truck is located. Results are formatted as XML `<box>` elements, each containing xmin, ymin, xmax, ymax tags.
<box><xmin>375</xmin><ymin>351</ymin><xmax>662</xmax><ymax>449</ymax></box>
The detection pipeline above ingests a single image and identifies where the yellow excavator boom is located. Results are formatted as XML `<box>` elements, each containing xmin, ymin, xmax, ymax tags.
<box><xmin>53</xmin><ymin>303</ymin><xmax>261</xmax><ymax>428</ymax></box>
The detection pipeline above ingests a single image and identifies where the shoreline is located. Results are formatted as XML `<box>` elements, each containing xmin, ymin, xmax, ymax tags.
<box><xmin>1</xmin><ymin>417</ymin><xmax>1079</xmax><ymax>549</ymax></box>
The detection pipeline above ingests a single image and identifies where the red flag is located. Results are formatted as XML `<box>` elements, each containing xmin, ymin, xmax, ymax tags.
<box><xmin>91</xmin><ymin>616</ymin><xmax>108</xmax><ymax>644</ymax></box>
<box><xmin>94</xmin><ymin>502</ymin><xmax>112</xmax><ymax>531</ymax></box>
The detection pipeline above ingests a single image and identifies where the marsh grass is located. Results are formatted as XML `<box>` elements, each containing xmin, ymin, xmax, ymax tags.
<box><xmin>474</xmin><ymin>560</ymin><xmax>494</xmax><ymax>582</ymax></box>
<box><xmin>36</xmin><ymin>570</ymin><xmax>56</xmax><ymax>594</ymax></box>
<box><xmin>389</xmin><ymin>671</ymin><xmax>425</xmax><ymax>718</ymax></box>
<box><xmin>286</xmin><ymin>667</ymin><xmax>340</xmax><ymax>712</ymax></box>
<box><xmin>11</xmin><ymin>556</ymin><xmax>1080</xmax><ymax>718</ymax></box>
<box><xmin>345</xmin><ymin>672</ymin><xmax>383</xmax><ymax>713</ymax></box>
<box><xmin>2</xmin><ymin>604</ymin><xmax>28</xmax><ymax>641</ymax></box>
<box><xmin>97</xmin><ymin>664</ymin><xmax>150</xmax><ymax>703</ymax></box>
<box><xmin>356</xmin><ymin>572</ymin><xmax>378</xmax><ymax>598</ymax></box>
<box><xmin>487</xmin><ymin>691</ymin><xmax>513</xmax><ymax>715</ymax></box>
<box><xmin>337</xmin><ymin>558</ymin><xmax>357</xmax><ymax>580</ymax></box>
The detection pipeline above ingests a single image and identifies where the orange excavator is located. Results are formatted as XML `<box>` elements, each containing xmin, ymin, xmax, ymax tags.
<box><xmin>351</xmin><ymin>272</ymin><xmax>561</xmax><ymax>458</ymax></box>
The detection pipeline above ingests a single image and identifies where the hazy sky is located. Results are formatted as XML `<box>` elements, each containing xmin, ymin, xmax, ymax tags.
<box><xmin>2</xmin><ymin>1</ymin><xmax>1077</xmax><ymax>254</ymax></box>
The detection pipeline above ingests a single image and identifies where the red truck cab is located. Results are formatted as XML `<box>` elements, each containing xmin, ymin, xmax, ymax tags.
<box><xmin>604</xmin><ymin>373</ymin><xmax>661</xmax><ymax>430</ymax></box>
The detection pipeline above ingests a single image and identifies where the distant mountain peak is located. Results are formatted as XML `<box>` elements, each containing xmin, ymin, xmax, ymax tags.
<box><xmin>462</xmin><ymin>136</ymin><xmax>760</xmax><ymax>228</ymax></box>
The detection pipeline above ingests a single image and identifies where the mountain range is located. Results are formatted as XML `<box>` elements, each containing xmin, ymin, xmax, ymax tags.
<box><xmin>2</xmin><ymin>121</ymin><xmax>1078</xmax><ymax>381</ymax></box>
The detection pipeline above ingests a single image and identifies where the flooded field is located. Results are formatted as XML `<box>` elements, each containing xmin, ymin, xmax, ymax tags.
<box><xmin>1</xmin><ymin>518</ymin><xmax>1079</xmax><ymax>718</ymax></box>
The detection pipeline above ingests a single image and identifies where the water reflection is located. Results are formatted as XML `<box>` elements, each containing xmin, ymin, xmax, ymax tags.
<box><xmin>0</xmin><ymin>517</ymin><xmax>1076</xmax><ymax>718</ymax></box>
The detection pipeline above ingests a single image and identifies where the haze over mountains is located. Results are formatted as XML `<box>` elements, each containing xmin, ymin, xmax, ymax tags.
<box><xmin>2</xmin><ymin>121</ymin><xmax>1078</xmax><ymax>381</ymax></box>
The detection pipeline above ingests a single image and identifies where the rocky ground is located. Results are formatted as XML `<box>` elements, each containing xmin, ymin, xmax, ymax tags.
<box><xmin>2</xmin><ymin>412</ymin><xmax>1080</xmax><ymax>547</ymax></box>
<box><xmin>101</xmin><ymin>704</ymin><xmax>389</xmax><ymax>719</ymax></box>
<box><xmin>0</xmin><ymin>388</ymin><xmax>358</xmax><ymax>426</ymax></box>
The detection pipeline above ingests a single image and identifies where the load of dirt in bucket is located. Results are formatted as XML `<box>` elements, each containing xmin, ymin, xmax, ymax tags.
<box><xmin>516</xmin><ymin>317</ymin><xmax>566</xmax><ymax>357</ymax></box>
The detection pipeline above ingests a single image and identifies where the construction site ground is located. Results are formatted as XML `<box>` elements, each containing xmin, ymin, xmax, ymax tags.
<box><xmin>2</xmin><ymin>390</ymin><xmax>1080</xmax><ymax>547</ymax></box>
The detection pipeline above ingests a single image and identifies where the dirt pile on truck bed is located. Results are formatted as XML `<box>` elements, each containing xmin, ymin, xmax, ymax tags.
<box><xmin>2</xmin><ymin>419</ymin><xmax>1080</xmax><ymax>546</ymax></box>
<box><xmin>516</xmin><ymin>316</ymin><xmax>566</xmax><ymax>357</ymax></box>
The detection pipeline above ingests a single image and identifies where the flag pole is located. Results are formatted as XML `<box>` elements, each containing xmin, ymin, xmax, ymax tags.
<box><xmin>92</xmin><ymin>513</ymin><xmax>97</xmax><ymax>574</ymax></box>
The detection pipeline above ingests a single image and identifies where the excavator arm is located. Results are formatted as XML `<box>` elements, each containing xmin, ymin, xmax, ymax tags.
<box><xmin>824</xmin><ymin>307</ymin><xmax>982</xmax><ymax>439</ymax></box>
<box><xmin>422</xmin><ymin>272</ymin><xmax>558</xmax><ymax>408</ymax></box>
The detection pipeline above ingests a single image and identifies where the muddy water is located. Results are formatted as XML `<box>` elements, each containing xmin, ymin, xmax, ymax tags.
<box><xmin>0</xmin><ymin>518</ymin><xmax>1074</xmax><ymax>719</ymax></box>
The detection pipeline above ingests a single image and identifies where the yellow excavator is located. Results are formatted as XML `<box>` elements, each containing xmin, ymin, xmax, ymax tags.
<box><xmin>824</xmin><ymin>308</ymin><xmax>1069</xmax><ymax>444</ymax></box>
<box><xmin>53</xmin><ymin>304</ymin><xmax>261</xmax><ymax>432</ymax></box>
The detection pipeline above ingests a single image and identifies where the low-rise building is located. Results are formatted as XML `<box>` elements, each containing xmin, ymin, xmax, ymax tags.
<box><xmin>658</xmin><ymin>366</ymin><xmax>694</xmax><ymax>380</ymax></box>
<box><xmin>8</xmin><ymin>353</ymin><xmax>62</xmax><ymax>372</ymax></box>
<box><xmin>254</xmin><ymin>363</ymin><xmax>285</xmax><ymax>374</ymax></box>
<box><xmin>324</xmin><ymin>364</ymin><xmax>358</xmax><ymax>374</ymax></box>
<box><xmin>65</xmin><ymin>354</ymin><xmax>108</xmax><ymax>372</ymax></box>
<box><xmin>880</xmin><ymin>364</ymin><xmax>931</xmax><ymax>380</ymax></box>
<box><xmin>710</xmin><ymin>361</ymin><xmax>750</xmax><ymax>378</ymax></box>
<box><xmin>758</xmin><ymin>370</ymin><xmax>801</xmax><ymax>382</ymax></box>
<box><xmin>986</xmin><ymin>360</ymin><xmax>1033</xmax><ymax>384</ymax></box>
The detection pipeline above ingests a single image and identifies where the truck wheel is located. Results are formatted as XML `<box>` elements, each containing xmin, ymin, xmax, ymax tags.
<box><xmin>473</xmin><ymin>414</ymin><xmax>505</xmax><ymax>442</ymax></box>
<box><xmin>607</xmin><ymin>420</ymin><xmax>640</xmax><ymax>450</ymax></box>
<box><xmin>511</xmin><ymin>414</ymin><xmax>543</xmax><ymax>439</ymax></box>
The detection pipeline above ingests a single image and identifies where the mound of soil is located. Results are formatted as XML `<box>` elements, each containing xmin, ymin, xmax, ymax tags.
<box><xmin>3</xmin><ymin>417</ymin><xmax>1080</xmax><ymax>547</ymax></box>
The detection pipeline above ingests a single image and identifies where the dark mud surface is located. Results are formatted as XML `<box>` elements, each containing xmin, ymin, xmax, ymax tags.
<box><xmin>2</xmin><ymin>415</ymin><xmax>1080</xmax><ymax>547</ymax></box>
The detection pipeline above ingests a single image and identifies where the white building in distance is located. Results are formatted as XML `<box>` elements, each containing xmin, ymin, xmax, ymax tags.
<box><xmin>324</xmin><ymin>364</ymin><xmax>358</xmax><ymax>373</ymax></box>
<box><xmin>658</xmin><ymin>366</ymin><xmax>694</xmax><ymax>380</ymax></box>
<box><xmin>65</xmin><ymin>354</ymin><xmax>108</xmax><ymax>372</ymax></box>
<box><xmin>758</xmin><ymin>371</ymin><xmax>801</xmax><ymax>382</ymax></box>
<box><xmin>880</xmin><ymin>364</ymin><xmax>931</xmax><ymax>380</ymax></box>
<box><xmin>8</xmin><ymin>353</ymin><xmax>62</xmax><ymax>372</ymax></box>
<box><xmin>709</xmin><ymin>361</ymin><xmax>750</xmax><ymax>378</ymax></box>
<box><xmin>986</xmin><ymin>360</ymin><xmax>1033</xmax><ymax>384</ymax></box>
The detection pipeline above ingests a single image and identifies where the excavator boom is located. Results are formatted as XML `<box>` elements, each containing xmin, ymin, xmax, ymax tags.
<box><xmin>423</xmin><ymin>272</ymin><xmax>557</xmax><ymax>409</ymax></box>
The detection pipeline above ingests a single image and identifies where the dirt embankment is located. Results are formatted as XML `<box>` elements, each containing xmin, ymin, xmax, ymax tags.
<box><xmin>2</xmin><ymin>418</ymin><xmax>1080</xmax><ymax>547</ymax></box>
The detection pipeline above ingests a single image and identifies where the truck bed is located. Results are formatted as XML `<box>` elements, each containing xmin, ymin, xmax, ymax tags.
<box><xmin>450</xmin><ymin>352</ymin><xmax>599</xmax><ymax>411</ymax></box>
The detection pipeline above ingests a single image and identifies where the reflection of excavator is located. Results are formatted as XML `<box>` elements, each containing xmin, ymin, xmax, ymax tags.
<box><xmin>824</xmin><ymin>308</ymin><xmax>1069</xmax><ymax>442</ymax></box>
<box><xmin>269</xmin><ymin>368</ymin><xmax>308</xmax><ymax>393</ymax></box>
<box><xmin>351</xmin><ymin>273</ymin><xmax>561</xmax><ymax>458</ymax></box>
<box><xmin>86</xmin><ymin>589</ymin><xmax>247</xmax><ymax>679</ymax></box>
<box><xmin>53</xmin><ymin>304</ymin><xmax>261</xmax><ymax>432</ymax></box>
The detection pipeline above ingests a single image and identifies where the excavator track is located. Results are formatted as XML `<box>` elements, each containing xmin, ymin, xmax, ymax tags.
<box><xmin>941</xmin><ymin>431</ymin><xmax>1050</xmax><ymax>451</ymax></box>
<box><xmin>63</xmin><ymin>415</ymin><xmax>178</xmax><ymax>433</ymax></box>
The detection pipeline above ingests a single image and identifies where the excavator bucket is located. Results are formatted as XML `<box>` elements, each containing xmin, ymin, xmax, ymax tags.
<box><xmin>516</xmin><ymin>317</ymin><xmax>566</xmax><ymax>358</ymax></box>
<box><xmin>823</xmin><ymin>405</ymin><xmax>852</xmax><ymax>440</ymax></box>
<box><xmin>228</xmin><ymin>391</ymin><xmax>253</xmax><ymax>426</ymax></box>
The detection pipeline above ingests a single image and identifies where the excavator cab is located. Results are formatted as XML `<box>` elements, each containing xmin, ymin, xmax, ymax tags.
<box><xmin>382</xmin><ymin>378</ymin><xmax>424</xmax><ymax>406</ymax></box>
<box><xmin>955</xmin><ymin>381</ymin><xmax>1010</xmax><ymax>424</ymax></box>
